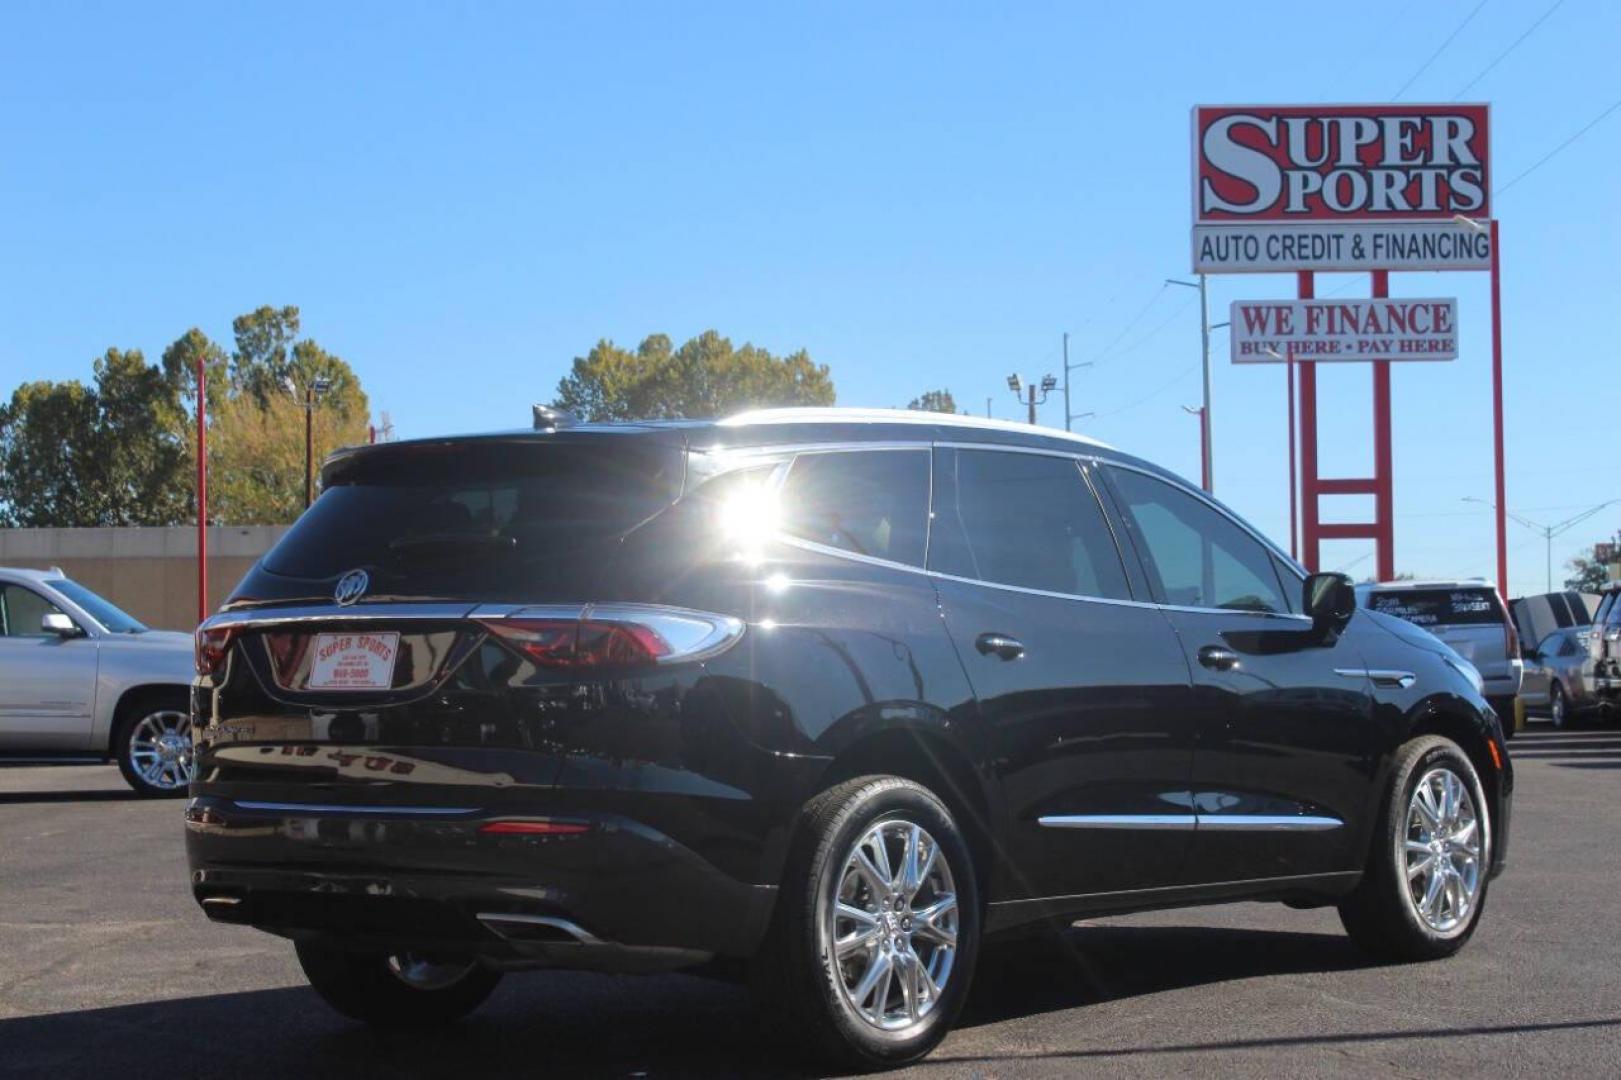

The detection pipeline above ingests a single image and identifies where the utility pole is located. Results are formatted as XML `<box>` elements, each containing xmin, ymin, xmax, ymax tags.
<box><xmin>1063</xmin><ymin>331</ymin><xmax>1093</xmax><ymax>431</ymax></box>
<box><xmin>304</xmin><ymin>384</ymin><xmax>315</xmax><ymax>508</ymax></box>
<box><xmin>297</xmin><ymin>376</ymin><xmax>333</xmax><ymax>509</ymax></box>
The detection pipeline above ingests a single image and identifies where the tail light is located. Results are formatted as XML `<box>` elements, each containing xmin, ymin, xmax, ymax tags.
<box><xmin>1498</xmin><ymin>596</ymin><xmax>1520</xmax><ymax>660</ymax></box>
<box><xmin>479</xmin><ymin>605</ymin><xmax>743</xmax><ymax>671</ymax></box>
<box><xmin>195</xmin><ymin>624</ymin><xmax>237</xmax><ymax>676</ymax></box>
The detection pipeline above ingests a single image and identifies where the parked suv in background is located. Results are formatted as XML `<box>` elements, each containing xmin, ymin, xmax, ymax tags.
<box><xmin>1589</xmin><ymin>585</ymin><xmax>1621</xmax><ymax>712</ymax></box>
<box><xmin>0</xmin><ymin>567</ymin><xmax>196</xmax><ymax>795</ymax></box>
<box><xmin>187</xmin><ymin>409</ymin><xmax>1512</xmax><ymax>1069</ymax></box>
<box><xmin>1357</xmin><ymin>580</ymin><xmax>1523</xmax><ymax>736</ymax></box>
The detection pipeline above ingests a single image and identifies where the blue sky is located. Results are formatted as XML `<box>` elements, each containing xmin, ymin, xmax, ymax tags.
<box><xmin>3</xmin><ymin>1</ymin><xmax>1617</xmax><ymax>595</ymax></box>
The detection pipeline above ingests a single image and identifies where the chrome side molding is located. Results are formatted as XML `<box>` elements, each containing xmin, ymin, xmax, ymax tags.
<box><xmin>1038</xmin><ymin>814</ymin><xmax>1197</xmax><ymax>831</ymax></box>
<box><xmin>232</xmin><ymin>800</ymin><xmax>480</xmax><ymax>816</ymax></box>
<box><xmin>1038</xmin><ymin>813</ymin><xmax>1344</xmax><ymax>832</ymax></box>
<box><xmin>1336</xmin><ymin>667</ymin><xmax>1418</xmax><ymax>690</ymax></box>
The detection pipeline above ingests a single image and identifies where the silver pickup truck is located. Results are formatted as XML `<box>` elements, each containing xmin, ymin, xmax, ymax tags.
<box><xmin>0</xmin><ymin>566</ymin><xmax>195</xmax><ymax>795</ymax></box>
<box><xmin>1358</xmin><ymin>578</ymin><xmax>1525</xmax><ymax>736</ymax></box>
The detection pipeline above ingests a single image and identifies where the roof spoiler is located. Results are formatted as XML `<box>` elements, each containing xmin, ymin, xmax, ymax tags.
<box><xmin>532</xmin><ymin>405</ymin><xmax>578</xmax><ymax>431</ymax></box>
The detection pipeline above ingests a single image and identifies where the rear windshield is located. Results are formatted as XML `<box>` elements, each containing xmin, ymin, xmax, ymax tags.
<box><xmin>258</xmin><ymin>438</ymin><xmax>684</xmax><ymax>599</ymax></box>
<box><xmin>1367</xmin><ymin>588</ymin><xmax>1503</xmax><ymax>628</ymax></box>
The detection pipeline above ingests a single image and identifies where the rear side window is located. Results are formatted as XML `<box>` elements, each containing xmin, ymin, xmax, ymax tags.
<box><xmin>1366</xmin><ymin>589</ymin><xmax>1503</xmax><ymax>627</ymax></box>
<box><xmin>1106</xmin><ymin>466</ymin><xmax>1291</xmax><ymax>614</ymax></box>
<box><xmin>778</xmin><ymin>449</ymin><xmax>929</xmax><ymax>567</ymax></box>
<box><xmin>258</xmin><ymin>438</ymin><xmax>684</xmax><ymax>598</ymax></box>
<box><xmin>928</xmin><ymin>448</ymin><xmax>1130</xmax><ymax>600</ymax></box>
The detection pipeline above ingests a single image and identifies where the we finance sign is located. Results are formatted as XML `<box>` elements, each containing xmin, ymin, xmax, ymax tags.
<box><xmin>1191</xmin><ymin>104</ymin><xmax>1492</xmax><ymax>273</ymax></box>
<box><xmin>1229</xmin><ymin>298</ymin><xmax>1459</xmax><ymax>363</ymax></box>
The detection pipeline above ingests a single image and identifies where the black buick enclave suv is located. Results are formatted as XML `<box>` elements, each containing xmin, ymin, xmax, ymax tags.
<box><xmin>187</xmin><ymin>408</ymin><xmax>1511</xmax><ymax>1068</ymax></box>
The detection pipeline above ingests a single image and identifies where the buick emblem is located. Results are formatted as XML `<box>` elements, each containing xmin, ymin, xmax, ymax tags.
<box><xmin>333</xmin><ymin>569</ymin><xmax>370</xmax><ymax>607</ymax></box>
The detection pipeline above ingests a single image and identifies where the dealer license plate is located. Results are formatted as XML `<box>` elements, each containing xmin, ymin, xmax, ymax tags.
<box><xmin>307</xmin><ymin>632</ymin><xmax>400</xmax><ymax>691</ymax></box>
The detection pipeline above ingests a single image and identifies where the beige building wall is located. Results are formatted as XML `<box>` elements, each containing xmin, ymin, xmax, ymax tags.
<box><xmin>0</xmin><ymin>525</ymin><xmax>289</xmax><ymax>631</ymax></box>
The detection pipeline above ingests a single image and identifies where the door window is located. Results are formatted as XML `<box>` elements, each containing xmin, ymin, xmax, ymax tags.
<box><xmin>1106</xmin><ymin>467</ymin><xmax>1291</xmax><ymax>614</ymax></box>
<box><xmin>0</xmin><ymin>585</ymin><xmax>65</xmax><ymax>638</ymax></box>
<box><xmin>929</xmin><ymin>448</ymin><xmax>1131</xmax><ymax>600</ymax></box>
<box><xmin>779</xmin><ymin>449</ymin><xmax>930</xmax><ymax>567</ymax></box>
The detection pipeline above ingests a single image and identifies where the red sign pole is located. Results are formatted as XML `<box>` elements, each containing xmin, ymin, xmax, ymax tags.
<box><xmin>1490</xmin><ymin>219</ymin><xmax>1508</xmax><ymax>596</ymax></box>
<box><xmin>1297</xmin><ymin>272</ymin><xmax>1318</xmax><ymax>571</ymax></box>
<box><xmin>196</xmin><ymin>354</ymin><xmax>208</xmax><ymax>625</ymax></box>
<box><xmin>1371</xmin><ymin>270</ymin><xmax>1395</xmax><ymax>582</ymax></box>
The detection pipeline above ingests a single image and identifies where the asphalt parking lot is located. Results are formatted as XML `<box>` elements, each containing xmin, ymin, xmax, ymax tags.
<box><xmin>2</xmin><ymin>724</ymin><xmax>1618</xmax><ymax>1079</ymax></box>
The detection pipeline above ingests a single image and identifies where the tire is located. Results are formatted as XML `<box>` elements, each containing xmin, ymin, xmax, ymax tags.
<box><xmin>756</xmin><ymin>776</ymin><xmax>981</xmax><ymax>1071</ymax></box>
<box><xmin>1339</xmin><ymin>736</ymin><xmax>1493</xmax><ymax>962</ymax></box>
<box><xmin>1548</xmin><ymin>682</ymin><xmax>1568</xmax><ymax>728</ymax></box>
<box><xmin>295</xmin><ymin>940</ymin><xmax>501</xmax><ymax>1027</ymax></box>
<box><xmin>113</xmin><ymin>689</ymin><xmax>194</xmax><ymax>798</ymax></box>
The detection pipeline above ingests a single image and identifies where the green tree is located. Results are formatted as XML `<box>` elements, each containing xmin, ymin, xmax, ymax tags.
<box><xmin>227</xmin><ymin>305</ymin><xmax>366</xmax><ymax>419</ymax></box>
<box><xmin>907</xmin><ymin>389</ymin><xmax>958</xmax><ymax>414</ymax></box>
<box><xmin>554</xmin><ymin>330</ymin><xmax>834</xmax><ymax>421</ymax></box>
<box><xmin>1565</xmin><ymin>554</ymin><xmax>1614</xmax><ymax>592</ymax></box>
<box><xmin>207</xmin><ymin>388</ymin><xmax>371</xmax><ymax>524</ymax></box>
<box><xmin>0</xmin><ymin>349</ymin><xmax>190</xmax><ymax>526</ymax></box>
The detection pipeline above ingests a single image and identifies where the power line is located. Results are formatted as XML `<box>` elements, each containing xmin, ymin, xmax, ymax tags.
<box><xmin>1096</xmin><ymin>295</ymin><xmax>1198</xmax><ymax>367</ymax></box>
<box><xmin>1452</xmin><ymin>0</ymin><xmax>1565</xmax><ymax>99</ymax></box>
<box><xmin>1496</xmin><ymin>97</ymin><xmax>1621</xmax><ymax>197</ymax></box>
<box><xmin>1094</xmin><ymin>362</ymin><xmax>1200</xmax><ymax>418</ymax></box>
<box><xmin>1390</xmin><ymin>0</ymin><xmax>1489</xmax><ymax>100</ymax></box>
<box><xmin>1086</xmin><ymin>283</ymin><xmax>1169</xmax><ymax>365</ymax></box>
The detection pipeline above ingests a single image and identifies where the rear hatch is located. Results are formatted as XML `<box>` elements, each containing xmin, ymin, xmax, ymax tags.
<box><xmin>1364</xmin><ymin>586</ymin><xmax>1515</xmax><ymax>677</ymax></box>
<box><xmin>192</xmin><ymin>432</ymin><xmax>742</xmax><ymax>792</ymax></box>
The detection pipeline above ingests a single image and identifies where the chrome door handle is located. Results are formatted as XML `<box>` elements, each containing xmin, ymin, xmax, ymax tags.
<box><xmin>1198</xmin><ymin>645</ymin><xmax>1240</xmax><ymax>671</ymax></box>
<box><xmin>975</xmin><ymin>633</ymin><xmax>1025</xmax><ymax>660</ymax></box>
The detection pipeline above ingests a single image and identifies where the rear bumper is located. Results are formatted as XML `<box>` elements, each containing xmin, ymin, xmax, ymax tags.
<box><xmin>185</xmin><ymin>796</ymin><xmax>777</xmax><ymax>970</ymax></box>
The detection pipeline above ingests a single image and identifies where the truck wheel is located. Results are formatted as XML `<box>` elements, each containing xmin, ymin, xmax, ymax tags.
<box><xmin>113</xmin><ymin>690</ymin><xmax>194</xmax><ymax>797</ymax></box>
<box><xmin>1339</xmin><ymin>736</ymin><xmax>1492</xmax><ymax>961</ymax></box>
<box><xmin>295</xmin><ymin>940</ymin><xmax>501</xmax><ymax>1026</ymax></box>
<box><xmin>757</xmin><ymin>776</ymin><xmax>980</xmax><ymax>1070</ymax></box>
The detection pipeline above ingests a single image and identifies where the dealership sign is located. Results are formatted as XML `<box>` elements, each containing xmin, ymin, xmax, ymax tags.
<box><xmin>1192</xmin><ymin>104</ymin><xmax>1491</xmax><ymax>272</ymax></box>
<box><xmin>1230</xmin><ymin>298</ymin><xmax>1458</xmax><ymax>363</ymax></box>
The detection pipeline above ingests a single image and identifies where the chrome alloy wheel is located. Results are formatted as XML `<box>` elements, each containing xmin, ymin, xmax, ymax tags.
<box><xmin>1403</xmin><ymin>767</ymin><xmax>1484</xmax><ymax>934</ymax></box>
<box><xmin>386</xmin><ymin>954</ymin><xmax>477</xmax><ymax>991</ymax></box>
<box><xmin>827</xmin><ymin>819</ymin><xmax>958</xmax><ymax>1032</ymax></box>
<box><xmin>127</xmin><ymin>709</ymin><xmax>194</xmax><ymax>791</ymax></box>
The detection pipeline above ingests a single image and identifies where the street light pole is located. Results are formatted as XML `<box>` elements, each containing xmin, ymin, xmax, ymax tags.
<box><xmin>1008</xmin><ymin>374</ymin><xmax>1057</xmax><ymax>427</ymax></box>
<box><xmin>1168</xmin><ymin>276</ymin><xmax>1214</xmax><ymax>492</ymax></box>
<box><xmin>1462</xmin><ymin>497</ymin><xmax>1621</xmax><ymax>593</ymax></box>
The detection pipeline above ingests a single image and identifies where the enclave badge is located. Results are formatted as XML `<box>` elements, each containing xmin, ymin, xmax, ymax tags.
<box><xmin>333</xmin><ymin>569</ymin><xmax>369</xmax><ymax>606</ymax></box>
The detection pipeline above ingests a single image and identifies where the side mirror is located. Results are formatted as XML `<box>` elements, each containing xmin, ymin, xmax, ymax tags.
<box><xmin>1303</xmin><ymin>573</ymin><xmax>1356</xmax><ymax>637</ymax></box>
<box><xmin>41</xmin><ymin>612</ymin><xmax>82</xmax><ymax>638</ymax></box>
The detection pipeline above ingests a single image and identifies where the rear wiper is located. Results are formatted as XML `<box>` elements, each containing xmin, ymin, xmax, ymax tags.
<box><xmin>388</xmin><ymin>533</ymin><xmax>518</xmax><ymax>553</ymax></box>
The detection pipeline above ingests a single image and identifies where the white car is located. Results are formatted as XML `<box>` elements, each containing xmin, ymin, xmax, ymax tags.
<box><xmin>0</xmin><ymin>567</ymin><xmax>196</xmax><ymax>795</ymax></box>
